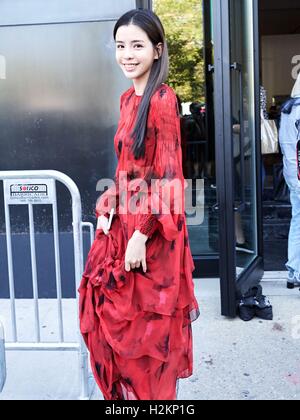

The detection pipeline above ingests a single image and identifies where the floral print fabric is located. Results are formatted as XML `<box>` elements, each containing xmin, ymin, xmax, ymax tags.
<box><xmin>78</xmin><ymin>84</ymin><xmax>200</xmax><ymax>400</ymax></box>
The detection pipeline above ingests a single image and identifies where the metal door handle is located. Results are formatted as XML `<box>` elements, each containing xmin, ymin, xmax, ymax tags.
<box><xmin>231</xmin><ymin>62</ymin><xmax>246</xmax><ymax>211</ymax></box>
<box><xmin>208</xmin><ymin>64</ymin><xmax>215</xmax><ymax>73</ymax></box>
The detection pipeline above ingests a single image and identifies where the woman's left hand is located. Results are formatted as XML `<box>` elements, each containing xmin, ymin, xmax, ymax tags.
<box><xmin>125</xmin><ymin>230</ymin><xmax>148</xmax><ymax>273</ymax></box>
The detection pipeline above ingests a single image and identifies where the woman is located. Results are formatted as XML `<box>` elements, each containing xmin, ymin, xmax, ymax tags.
<box><xmin>78</xmin><ymin>9</ymin><xmax>200</xmax><ymax>400</ymax></box>
<box><xmin>279</xmin><ymin>72</ymin><xmax>300</xmax><ymax>289</ymax></box>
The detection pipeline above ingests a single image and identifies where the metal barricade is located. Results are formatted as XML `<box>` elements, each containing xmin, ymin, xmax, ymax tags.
<box><xmin>0</xmin><ymin>170</ymin><xmax>94</xmax><ymax>400</ymax></box>
<box><xmin>0</xmin><ymin>321</ymin><xmax>6</xmax><ymax>393</ymax></box>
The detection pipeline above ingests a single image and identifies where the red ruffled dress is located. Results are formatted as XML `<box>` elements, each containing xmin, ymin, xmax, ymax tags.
<box><xmin>78</xmin><ymin>83</ymin><xmax>200</xmax><ymax>400</ymax></box>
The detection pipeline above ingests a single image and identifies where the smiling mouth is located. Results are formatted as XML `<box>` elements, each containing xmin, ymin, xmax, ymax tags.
<box><xmin>123</xmin><ymin>63</ymin><xmax>139</xmax><ymax>70</ymax></box>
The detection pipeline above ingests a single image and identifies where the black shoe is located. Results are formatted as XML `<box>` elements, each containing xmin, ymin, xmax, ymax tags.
<box><xmin>286</xmin><ymin>274</ymin><xmax>300</xmax><ymax>289</ymax></box>
<box><xmin>254</xmin><ymin>295</ymin><xmax>273</xmax><ymax>321</ymax></box>
<box><xmin>287</xmin><ymin>281</ymin><xmax>300</xmax><ymax>289</ymax></box>
<box><xmin>286</xmin><ymin>276</ymin><xmax>300</xmax><ymax>290</ymax></box>
<box><xmin>237</xmin><ymin>292</ymin><xmax>257</xmax><ymax>321</ymax></box>
<box><xmin>237</xmin><ymin>285</ymin><xmax>273</xmax><ymax>321</ymax></box>
<box><xmin>238</xmin><ymin>299</ymin><xmax>256</xmax><ymax>321</ymax></box>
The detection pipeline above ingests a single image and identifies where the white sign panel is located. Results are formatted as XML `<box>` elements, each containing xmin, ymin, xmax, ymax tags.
<box><xmin>4</xmin><ymin>179</ymin><xmax>55</xmax><ymax>205</ymax></box>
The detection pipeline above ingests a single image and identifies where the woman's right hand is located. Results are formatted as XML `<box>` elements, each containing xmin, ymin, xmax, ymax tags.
<box><xmin>97</xmin><ymin>215</ymin><xmax>110</xmax><ymax>235</ymax></box>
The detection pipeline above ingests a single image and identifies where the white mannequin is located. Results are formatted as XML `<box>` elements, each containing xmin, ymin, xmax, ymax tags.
<box><xmin>291</xmin><ymin>72</ymin><xmax>300</xmax><ymax>98</ymax></box>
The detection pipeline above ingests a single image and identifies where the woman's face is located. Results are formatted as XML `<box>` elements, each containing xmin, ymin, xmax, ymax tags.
<box><xmin>115</xmin><ymin>24</ymin><xmax>162</xmax><ymax>82</ymax></box>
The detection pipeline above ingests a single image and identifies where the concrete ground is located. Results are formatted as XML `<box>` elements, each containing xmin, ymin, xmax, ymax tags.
<box><xmin>0</xmin><ymin>272</ymin><xmax>300</xmax><ymax>400</ymax></box>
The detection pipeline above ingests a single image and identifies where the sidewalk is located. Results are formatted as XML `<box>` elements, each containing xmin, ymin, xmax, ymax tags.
<box><xmin>1</xmin><ymin>274</ymin><xmax>300</xmax><ymax>400</ymax></box>
<box><xmin>178</xmin><ymin>274</ymin><xmax>300</xmax><ymax>401</ymax></box>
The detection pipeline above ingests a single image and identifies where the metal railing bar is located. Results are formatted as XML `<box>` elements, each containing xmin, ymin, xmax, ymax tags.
<box><xmin>4</xmin><ymin>200</ymin><xmax>17</xmax><ymax>342</ymax></box>
<box><xmin>28</xmin><ymin>203</ymin><xmax>41</xmax><ymax>342</ymax></box>
<box><xmin>52</xmin><ymin>183</ymin><xmax>64</xmax><ymax>342</ymax></box>
<box><xmin>0</xmin><ymin>321</ymin><xmax>6</xmax><ymax>393</ymax></box>
<box><xmin>5</xmin><ymin>342</ymin><xmax>79</xmax><ymax>351</ymax></box>
<box><xmin>81</xmin><ymin>222</ymin><xmax>95</xmax><ymax>247</ymax></box>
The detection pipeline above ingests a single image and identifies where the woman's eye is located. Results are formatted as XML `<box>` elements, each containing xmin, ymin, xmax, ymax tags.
<box><xmin>134</xmin><ymin>44</ymin><xmax>143</xmax><ymax>48</ymax></box>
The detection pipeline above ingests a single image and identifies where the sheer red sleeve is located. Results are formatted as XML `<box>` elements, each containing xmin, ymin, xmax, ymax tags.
<box><xmin>135</xmin><ymin>214</ymin><xmax>159</xmax><ymax>239</ymax></box>
<box><xmin>135</xmin><ymin>88</ymin><xmax>185</xmax><ymax>241</ymax></box>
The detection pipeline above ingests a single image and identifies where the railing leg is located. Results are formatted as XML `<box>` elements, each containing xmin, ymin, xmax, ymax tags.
<box><xmin>0</xmin><ymin>321</ymin><xmax>7</xmax><ymax>393</ymax></box>
<box><xmin>78</xmin><ymin>341</ymin><xmax>91</xmax><ymax>400</ymax></box>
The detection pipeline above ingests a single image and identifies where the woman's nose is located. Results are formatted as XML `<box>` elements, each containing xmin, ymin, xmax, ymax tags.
<box><xmin>123</xmin><ymin>47</ymin><xmax>134</xmax><ymax>59</ymax></box>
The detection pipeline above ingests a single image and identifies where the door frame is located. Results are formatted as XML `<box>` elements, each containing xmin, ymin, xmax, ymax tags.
<box><xmin>212</xmin><ymin>0</ymin><xmax>264</xmax><ymax>317</ymax></box>
<box><xmin>136</xmin><ymin>0</ymin><xmax>153</xmax><ymax>10</ymax></box>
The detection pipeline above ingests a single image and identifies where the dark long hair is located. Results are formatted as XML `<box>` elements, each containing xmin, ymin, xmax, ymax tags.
<box><xmin>113</xmin><ymin>9</ymin><xmax>169</xmax><ymax>160</ymax></box>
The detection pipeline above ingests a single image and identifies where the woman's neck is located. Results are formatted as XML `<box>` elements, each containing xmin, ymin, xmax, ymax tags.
<box><xmin>132</xmin><ymin>72</ymin><xmax>151</xmax><ymax>96</ymax></box>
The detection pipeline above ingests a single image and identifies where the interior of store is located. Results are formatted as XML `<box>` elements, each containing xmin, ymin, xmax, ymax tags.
<box><xmin>259</xmin><ymin>0</ymin><xmax>300</xmax><ymax>270</ymax></box>
<box><xmin>153</xmin><ymin>0</ymin><xmax>300</xmax><ymax>274</ymax></box>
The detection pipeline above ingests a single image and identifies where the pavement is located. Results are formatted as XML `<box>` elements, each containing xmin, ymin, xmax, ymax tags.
<box><xmin>0</xmin><ymin>272</ymin><xmax>300</xmax><ymax>401</ymax></box>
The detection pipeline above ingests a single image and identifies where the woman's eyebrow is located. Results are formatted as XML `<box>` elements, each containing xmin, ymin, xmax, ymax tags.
<box><xmin>116</xmin><ymin>40</ymin><xmax>145</xmax><ymax>43</ymax></box>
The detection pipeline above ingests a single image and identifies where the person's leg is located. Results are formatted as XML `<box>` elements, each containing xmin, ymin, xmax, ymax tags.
<box><xmin>286</xmin><ymin>190</ymin><xmax>300</xmax><ymax>288</ymax></box>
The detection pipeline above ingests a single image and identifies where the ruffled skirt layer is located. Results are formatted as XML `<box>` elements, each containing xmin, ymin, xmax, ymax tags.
<box><xmin>78</xmin><ymin>215</ymin><xmax>200</xmax><ymax>400</ymax></box>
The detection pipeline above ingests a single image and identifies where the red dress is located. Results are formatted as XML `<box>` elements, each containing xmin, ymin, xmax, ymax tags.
<box><xmin>78</xmin><ymin>83</ymin><xmax>200</xmax><ymax>400</ymax></box>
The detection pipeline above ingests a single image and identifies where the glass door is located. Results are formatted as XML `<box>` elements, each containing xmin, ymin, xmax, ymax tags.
<box><xmin>212</xmin><ymin>0</ymin><xmax>264</xmax><ymax>316</ymax></box>
<box><xmin>152</xmin><ymin>0</ymin><xmax>221</xmax><ymax>278</ymax></box>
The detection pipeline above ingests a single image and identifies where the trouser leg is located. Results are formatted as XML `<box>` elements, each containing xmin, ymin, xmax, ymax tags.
<box><xmin>286</xmin><ymin>190</ymin><xmax>300</xmax><ymax>279</ymax></box>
